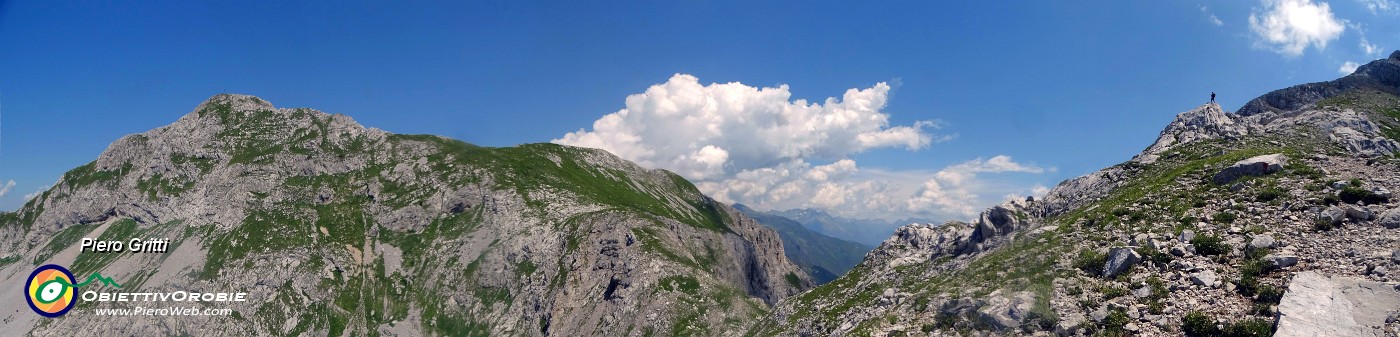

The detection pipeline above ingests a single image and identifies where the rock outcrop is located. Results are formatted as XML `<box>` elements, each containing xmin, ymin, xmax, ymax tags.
<box><xmin>1212</xmin><ymin>153</ymin><xmax>1288</xmax><ymax>184</ymax></box>
<box><xmin>1135</xmin><ymin>102</ymin><xmax>1246</xmax><ymax>164</ymax></box>
<box><xmin>1275</xmin><ymin>271</ymin><xmax>1400</xmax><ymax>337</ymax></box>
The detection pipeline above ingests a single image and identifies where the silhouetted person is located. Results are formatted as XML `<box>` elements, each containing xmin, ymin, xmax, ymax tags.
<box><xmin>1211</xmin><ymin>92</ymin><xmax>1215</xmax><ymax>102</ymax></box>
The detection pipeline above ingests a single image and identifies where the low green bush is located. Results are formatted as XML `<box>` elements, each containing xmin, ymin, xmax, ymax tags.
<box><xmin>1182</xmin><ymin>311</ymin><xmax>1220</xmax><ymax>336</ymax></box>
<box><xmin>1191</xmin><ymin>234</ymin><xmax>1230</xmax><ymax>256</ymax></box>
<box><xmin>1223</xmin><ymin>318</ymin><xmax>1273</xmax><ymax>337</ymax></box>
<box><xmin>1212</xmin><ymin>212</ymin><xmax>1237</xmax><ymax>224</ymax></box>
<box><xmin>1073</xmin><ymin>249</ymin><xmax>1107</xmax><ymax>277</ymax></box>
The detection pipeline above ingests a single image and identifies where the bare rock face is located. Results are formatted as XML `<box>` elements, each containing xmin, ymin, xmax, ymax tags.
<box><xmin>1275</xmin><ymin>271</ymin><xmax>1400</xmax><ymax>337</ymax></box>
<box><xmin>0</xmin><ymin>94</ymin><xmax>812</xmax><ymax>336</ymax></box>
<box><xmin>1212</xmin><ymin>153</ymin><xmax>1288</xmax><ymax>184</ymax></box>
<box><xmin>1135</xmin><ymin>102</ymin><xmax>1246</xmax><ymax>164</ymax></box>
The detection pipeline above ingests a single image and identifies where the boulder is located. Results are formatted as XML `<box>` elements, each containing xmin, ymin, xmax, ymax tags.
<box><xmin>1380</xmin><ymin>208</ymin><xmax>1400</xmax><ymax>229</ymax></box>
<box><xmin>1055</xmin><ymin>313</ymin><xmax>1085</xmax><ymax>336</ymax></box>
<box><xmin>1373</xmin><ymin>187</ymin><xmax>1393</xmax><ymax>199</ymax></box>
<box><xmin>1266</xmin><ymin>255</ymin><xmax>1299</xmax><ymax>269</ymax></box>
<box><xmin>1190</xmin><ymin>270</ymin><xmax>1219</xmax><ymax>287</ymax></box>
<box><xmin>1345</xmin><ymin>206</ymin><xmax>1375</xmax><ymax>221</ymax></box>
<box><xmin>1132</xmin><ymin>285</ymin><xmax>1153</xmax><ymax>298</ymax></box>
<box><xmin>975</xmin><ymin>291</ymin><xmax>1036</xmax><ymax>330</ymax></box>
<box><xmin>1178</xmin><ymin>229</ymin><xmax>1196</xmax><ymax>243</ymax></box>
<box><xmin>1169</xmin><ymin>245</ymin><xmax>1188</xmax><ymax>257</ymax></box>
<box><xmin>1248</xmin><ymin>235</ymin><xmax>1276</xmax><ymax>250</ymax></box>
<box><xmin>1212</xmin><ymin>154</ymin><xmax>1287</xmax><ymax>184</ymax></box>
<box><xmin>1102</xmin><ymin>247</ymin><xmax>1141</xmax><ymax>278</ymax></box>
<box><xmin>1275</xmin><ymin>271</ymin><xmax>1400</xmax><ymax>337</ymax></box>
<box><xmin>1320</xmin><ymin>206</ymin><xmax>1347</xmax><ymax>226</ymax></box>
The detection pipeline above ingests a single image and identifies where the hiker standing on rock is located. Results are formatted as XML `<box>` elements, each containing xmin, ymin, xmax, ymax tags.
<box><xmin>1211</xmin><ymin>92</ymin><xmax>1215</xmax><ymax>102</ymax></box>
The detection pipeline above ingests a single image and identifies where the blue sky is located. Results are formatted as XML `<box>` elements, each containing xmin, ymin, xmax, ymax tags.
<box><xmin>1</xmin><ymin>1</ymin><xmax>1397</xmax><ymax>222</ymax></box>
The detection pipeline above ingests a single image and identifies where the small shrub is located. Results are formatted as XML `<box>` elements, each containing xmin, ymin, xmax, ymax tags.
<box><xmin>1237</xmin><ymin>273</ymin><xmax>1260</xmax><ymax>296</ymax></box>
<box><xmin>1237</xmin><ymin>251</ymin><xmax>1270</xmax><ymax>296</ymax></box>
<box><xmin>1191</xmin><ymin>234</ymin><xmax>1230</xmax><ymax>256</ymax></box>
<box><xmin>1073</xmin><ymin>249</ymin><xmax>1107</xmax><ymax>277</ymax></box>
<box><xmin>1136</xmin><ymin>246</ymin><xmax>1173</xmax><ymax>267</ymax></box>
<box><xmin>1314</xmin><ymin>217</ymin><xmax>1337</xmax><ymax>231</ymax></box>
<box><xmin>1250</xmin><ymin>303</ymin><xmax>1273</xmax><ymax>316</ymax></box>
<box><xmin>1255</xmin><ymin>285</ymin><xmax>1283</xmax><ymax>304</ymax></box>
<box><xmin>1146</xmin><ymin>276</ymin><xmax>1169</xmax><ymax>300</ymax></box>
<box><xmin>1290</xmin><ymin>164</ymin><xmax>1324</xmax><ymax>179</ymax></box>
<box><xmin>1223</xmin><ymin>318</ymin><xmax>1273</xmax><ymax>337</ymax></box>
<box><xmin>1179</xmin><ymin>216</ymin><xmax>1198</xmax><ymax>225</ymax></box>
<box><xmin>1321</xmin><ymin>195</ymin><xmax>1341</xmax><ymax>205</ymax></box>
<box><xmin>1078</xmin><ymin>297</ymin><xmax>1099</xmax><ymax>310</ymax></box>
<box><xmin>913</xmin><ymin>296</ymin><xmax>930</xmax><ymax>312</ymax></box>
<box><xmin>1148</xmin><ymin>300</ymin><xmax>1165</xmax><ymax>314</ymax></box>
<box><xmin>1102</xmin><ymin>308</ymin><xmax>1130</xmax><ymax>335</ymax></box>
<box><xmin>1255</xmin><ymin>188</ymin><xmax>1286</xmax><ymax>202</ymax></box>
<box><xmin>1182</xmin><ymin>311</ymin><xmax>1221</xmax><ymax>337</ymax></box>
<box><xmin>1021</xmin><ymin>310</ymin><xmax>1057</xmax><ymax>333</ymax></box>
<box><xmin>1339</xmin><ymin>186</ymin><xmax>1389</xmax><ymax>204</ymax></box>
<box><xmin>1212</xmin><ymin>212</ymin><xmax>1237</xmax><ymax>224</ymax></box>
<box><xmin>1099</xmin><ymin>285</ymin><xmax>1129</xmax><ymax>299</ymax></box>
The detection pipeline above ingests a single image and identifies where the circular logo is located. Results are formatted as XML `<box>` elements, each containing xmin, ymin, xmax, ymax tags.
<box><xmin>26</xmin><ymin>264</ymin><xmax>76</xmax><ymax>317</ymax></box>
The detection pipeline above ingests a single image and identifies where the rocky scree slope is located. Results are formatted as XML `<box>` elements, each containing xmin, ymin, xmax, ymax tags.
<box><xmin>0</xmin><ymin>94</ymin><xmax>812</xmax><ymax>336</ymax></box>
<box><xmin>751</xmin><ymin>52</ymin><xmax>1400</xmax><ymax>336</ymax></box>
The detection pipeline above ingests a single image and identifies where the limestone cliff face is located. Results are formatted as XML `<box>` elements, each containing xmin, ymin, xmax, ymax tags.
<box><xmin>0</xmin><ymin>94</ymin><xmax>811</xmax><ymax>336</ymax></box>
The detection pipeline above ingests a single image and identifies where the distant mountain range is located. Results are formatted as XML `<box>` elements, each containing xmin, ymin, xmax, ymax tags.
<box><xmin>733</xmin><ymin>204</ymin><xmax>872</xmax><ymax>284</ymax></box>
<box><xmin>768</xmin><ymin>208</ymin><xmax>933</xmax><ymax>247</ymax></box>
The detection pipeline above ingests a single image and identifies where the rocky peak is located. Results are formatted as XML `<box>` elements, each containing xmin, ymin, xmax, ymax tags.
<box><xmin>1134</xmin><ymin>102</ymin><xmax>1246</xmax><ymax>164</ymax></box>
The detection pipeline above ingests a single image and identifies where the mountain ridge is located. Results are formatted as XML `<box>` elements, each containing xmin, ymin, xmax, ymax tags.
<box><xmin>0</xmin><ymin>93</ymin><xmax>813</xmax><ymax>336</ymax></box>
<box><xmin>753</xmin><ymin>52</ymin><xmax>1400</xmax><ymax>336</ymax></box>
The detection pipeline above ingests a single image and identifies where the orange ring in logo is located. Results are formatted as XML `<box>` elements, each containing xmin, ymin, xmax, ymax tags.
<box><xmin>26</xmin><ymin>264</ymin><xmax>76</xmax><ymax>317</ymax></box>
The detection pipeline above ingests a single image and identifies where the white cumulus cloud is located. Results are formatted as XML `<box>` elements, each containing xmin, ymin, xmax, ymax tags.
<box><xmin>1339</xmin><ymin>60</ymin><xmax>1362</xmax><ymax>74</ymax></box>
<box><xmin>1249</xmin><ymin>0</ymin><xmax>1347</xmax><ymax>56</ymax></box>
<box><xmin>0</xmin><ymin>180</ymin><xmax>13</xmax><ymax>198</ymax></box>
<box><xmin>555</xmin><ymin>74</ymin><xmax>936</xmax><ymax>181</ymax></box>
<box><xmin>556</xmin><ymin>74</ymin><xmax>1048</xmax><ymax>221</ymax></box>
